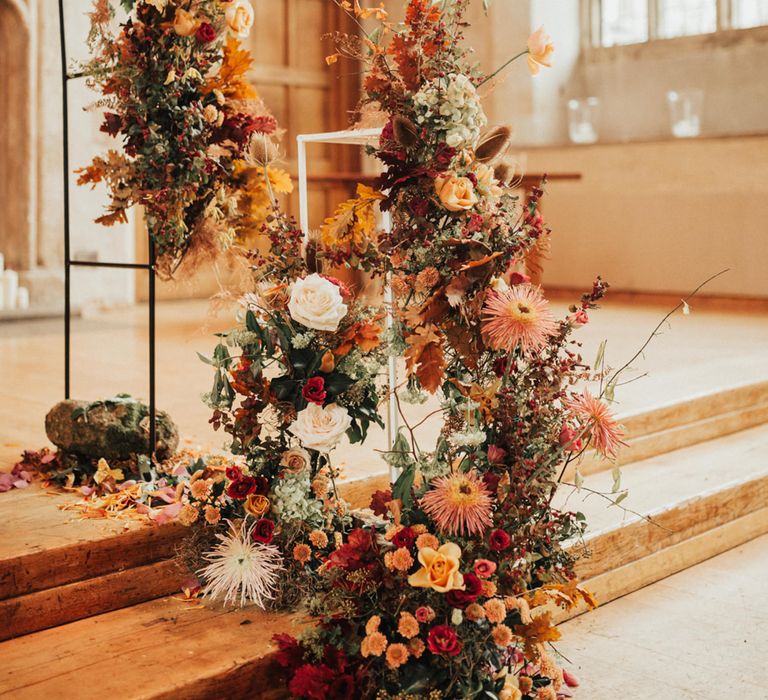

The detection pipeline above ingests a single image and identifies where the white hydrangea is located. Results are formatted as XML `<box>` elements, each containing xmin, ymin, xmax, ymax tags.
<box><xmin>272</xmin><ymin>471</ymin><xmax>325</xmax><ymax>527</ymax></box>
<box><xmin>412</xmin><ymin>73</ymin><xmax>487</xmax><ymax>150</ymax></box>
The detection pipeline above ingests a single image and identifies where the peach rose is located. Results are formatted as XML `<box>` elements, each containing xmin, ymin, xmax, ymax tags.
<box><xmin>527</xmin><ymin>27</ymin><xmax>554</xmax><ymax>75</ymax></box>
<box><xmin>408</xmin><ymin>542</ymin><xmax>465</xmax><ymax>593</ymax></box>
<box><xmin>225</xmin><ymin>0</ymin><xmax>255</xmax><ymax>38</ymax></box>
<box><xmin>280</xmin><ymin>447</ymin><xmax>311</xmax><ymax>474</ymax></box>
<box><xmin>434</xmin><ymin>173</ymin><xmax>478</xmax><ymax>212</ymax></box>
<box><xmin>173</xmin><ymin>9</ymin><xmax>199</xmax><ymax>37</ymax></box>
<box><xmin>473</xmin><ymin>163</ymin><xmax>503</xmax><ymax>198</ymax></box>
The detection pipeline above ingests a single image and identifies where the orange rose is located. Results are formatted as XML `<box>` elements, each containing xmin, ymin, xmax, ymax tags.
<box><xmin>244</xmin><ymin>494</ymin><xmax>270</xmax><ymax>517</ymax></box>
<box><xmin>434</xmin><ymin>174</ymin><xmax>478</xmax><ymax>212</ymax></box>
<box><xmin>173</xmin><ymin>9</ymin><xmax>199</xmax><ymax>37</ymax></box>
<box><xmin>408</xmin><ymin>542</ymin><xmax>465</xmax><ymax>593</ymax></box>
<box><xmin>527</xmin><ymin>27</ymin><xmax>554</xmax><ymax>75</ymax></box>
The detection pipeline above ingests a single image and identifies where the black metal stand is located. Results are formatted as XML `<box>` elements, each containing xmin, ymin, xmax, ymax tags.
<box><xmin>58</xmin><ymin>0</ymin><xmax>156</xmax><ymax>458</ymax></box>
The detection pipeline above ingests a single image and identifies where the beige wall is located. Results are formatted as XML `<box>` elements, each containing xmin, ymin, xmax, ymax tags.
<box><xmin>525</xmin><ymin>135</ymin><xmax>768</xmax><ymax>298</ymax></box>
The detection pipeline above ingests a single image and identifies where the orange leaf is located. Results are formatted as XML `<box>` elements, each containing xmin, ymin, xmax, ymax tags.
<box><xmin>404</xmin><ymin>325</ymin><xmax>445</xmax><ymax>393</ymax></box>
<box><xmin>514</xmin><ymin>611</ymin><xmax>561</xmax><ymax>659</ymax></box>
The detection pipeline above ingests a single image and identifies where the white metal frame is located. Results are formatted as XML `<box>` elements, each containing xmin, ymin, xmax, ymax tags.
<box><xmin>296</xmin><ymin>129</ymin><xmax>401</xmax><ymax>482</ymax></box>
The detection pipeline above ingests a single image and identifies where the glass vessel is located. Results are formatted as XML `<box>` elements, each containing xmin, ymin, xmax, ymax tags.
<box><xmin>667</xmin><ymin>89</ymin><xmax>703</xmax><ymax>138</ymax></box>
<box><xmin>567</xmin><ymin>98</ymin><xmax>600</xmax><ymax>144</ymax></box>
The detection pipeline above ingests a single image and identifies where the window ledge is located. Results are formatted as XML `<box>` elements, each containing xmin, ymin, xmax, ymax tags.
<box><xmin>584</xmin><ymin>25</ymin><xmax>768</xmax><ymax>63</ymax></box>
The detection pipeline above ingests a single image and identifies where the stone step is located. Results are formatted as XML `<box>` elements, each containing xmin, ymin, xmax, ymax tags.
<box><xmin>1</xmin><ymin>424</ymin><xmax>765</xmax><ymax>697</ymax></box>
<box><xmin>0</xmin><ymin>487</ymin><xmax>188</xmax><ymax>640</ymax></box>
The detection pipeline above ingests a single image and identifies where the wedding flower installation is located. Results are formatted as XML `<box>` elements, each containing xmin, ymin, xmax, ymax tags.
<box><xmin>7</xmin><ymin>1</ymin><xmax>643</xmax><ymax>697</ymax></box>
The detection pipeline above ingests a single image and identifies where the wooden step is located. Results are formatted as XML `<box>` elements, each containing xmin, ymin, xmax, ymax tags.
<box><xmin>1</xmin><ymin>425</ymin><xmax>765</xmax><ymax>698</ymax></box>
<box><xmin>0</xmin><ymin>487</ymin><xmax>189</xmax><ymax>640</ymax></box>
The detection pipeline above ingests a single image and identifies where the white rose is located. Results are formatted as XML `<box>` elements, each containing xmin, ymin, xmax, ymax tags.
<box><xmin>225</xmin><ymin>0</ymin><xmax>254</xmax><ymax>38</ymax></box>
<box><xmin>288</xmin><ymin>273</ymin><xmax>348</xmax><ymax>332</ymax></box>
<box><xmin>289</xmin><ymin>403</ymin><xmax>352</xmax><ymax>452</ymax></box>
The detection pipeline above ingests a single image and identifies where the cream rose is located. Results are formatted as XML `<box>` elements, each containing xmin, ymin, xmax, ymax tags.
<box><xmin>225</xmin><ymin>0</ymin><xmax>255</xmax><ymax>38</ymax></box>
<box><xmin>408</xmin><ymin>542</ymin><xmax>465</xmax><ymax>593</ymax></box>
<box><xmin>280</xmin><ymin>447</ymin><xmax>311</xmax><ymax>474</ymax></box>
<box><xmin>288</xmin><ymin>273</ymin><xmax>348</xmax><ymax>332</ymax></box>
<box><xmin>289</xmin><ymin>403</ymin><xmax>352</xmax><ymax>452</ymax></box>
<box><xmin>173</xmin><ymin>9</ymin><xmax>199</xmax><ymax>37</ymax></box>
<box><xmin>473</xmin><ymin>163</ymin><xmax>503</xmax><ymax>198</ymax></box>
<box><xmin>527</xmin><ymin>26</ymin><xmax>554</xmax><ymax>75</ymax></box>
<box><xmin>434</xmin><ymin>174</ymin><xmax>478</xmax><ymax>212</ymax></box>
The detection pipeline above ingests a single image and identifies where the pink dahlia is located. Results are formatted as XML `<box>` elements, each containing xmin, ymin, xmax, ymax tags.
<box><xmin>481</xmin><ymin>285</ymin><xmax>559</xmax><ymax>354</ymax></box>
<box><xmin>566</xmin><ymin>389</ymin><xmax>627</xmax><ymax>458</ymax></box>
<box><xmin>420</xmin><ymin>471</ymin><xmax>493</xmax><ymax>538</ymax></box>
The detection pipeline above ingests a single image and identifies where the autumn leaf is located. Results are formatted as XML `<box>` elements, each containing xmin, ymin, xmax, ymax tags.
<box><xmin>205</xmin><ymin>37</ymin><xmax>257</xmax><ymax>99</ymax></box>
<box><xmin>95</xmin><ymin>209</ymin><xmax>129</xmax><ymax>226</ymax></box>
<box><xmin>404</xmin><ymin>325</ymin><xmax>446</xmax><ymax>393</ymax></box>
<box><xmin>514</xmin><ymin>611</ymin><xmax>562</xmax><ymax>659</ymax></box>
<box><xmin>321</xmin><ymin>183</ymin><xmax>384</xmax><ymax>251</ymax></box>
<box><xmin>334</xmin><ymin>318</ymin><xmax>383</xmax><ymax>357</ymax></box>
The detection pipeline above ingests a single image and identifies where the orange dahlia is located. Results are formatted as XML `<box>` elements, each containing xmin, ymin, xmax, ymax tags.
<box><xmin>481</xmin><ymin>285</ymin><xmax>559</xmax><ymax>354</ymax></box>
<box><xmin>420</xmin><ymin>470</ymin><xmax>493</xmax><ymax>538</ymax></box>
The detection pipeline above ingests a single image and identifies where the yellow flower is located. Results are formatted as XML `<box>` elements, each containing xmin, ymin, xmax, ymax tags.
<box><xmin>360</xmin><ymin>631</ymin><xmax>387</xmax><ymax>657</ymax></box>
<box><xmin>267</xmin><ymin>167</ymin><xmax>294</xmax><ymax>195</ymax></box>
<box><xmin>465</xmin><ymin>603</ymin><xmax>486</xmax><ymax>622</ymax></box>
<box><xmin>177</xmin><ymin>504</ymin><xmax>200</xmax><ymax>526</ymax></box>
<box><xmin>484</xmin><ymin>598</ymin><xmax>507</xmax><ymax>624</ymax></box>
<box><xmin>309</xmin><ymin>529</ymin><xmax>329</xmax><ymax>548</ymax></box>
<box><xmin>434</xmin><ymin>173</ymin><xmax>478</xmax><ymax>211</ymax></box>
<box><xmin>527</xmin><ymin>26</ymin><xmax>554</xmax><ymax>75</ymax></box>
<box><xmin>492</xmin><ymin>623</ymin><xmax>513</xmax><ymax>647</ymax></box>
<box><xmin>293</xmin><ymin>543</ymin><xmax>311</xmax><ymax>564</ymax></box>
<box><xmin>365</xmin><ymin>615</ymin><xmax>381</xmax><ymax>635</ymax></box>
<box><xmin>408</xmin><ymin>542</ymin><xmax>465</xmax><ymax>593</ymax></box>
<box><xmin>408</xmin><ymin>637</ymin><xmax>426</xmax><ymax>658</ymax></box>
<box><xmin>244</xmin><ymin>494</ymin><xmax>270</xmax><ymax>517</ymax></box>
<box><xmin>415</xmin><ymin>533</ymin><xmax>439</xmax><ymax>550</ymax></box>
<box><xmin>204</xmin><ymin>505</ymin><xmax>221</xmax><ymax>525</ymax></box>
<box><xmin>391</xmin><ymin>547</ymin><xmax>414</xmax><ymax>572</ymax></box>
<box><xmin>173</xmin><ymin>8</ymin><xmax>199</xmax><ymax>37</ymax></box>
<box><xmin>225</xmin><ymin>0</ymin><xmax>254</xmax><ymax>38</ymax></box>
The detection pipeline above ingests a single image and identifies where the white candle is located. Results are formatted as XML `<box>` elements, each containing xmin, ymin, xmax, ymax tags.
<box><xmin>16</xmin><ymin>286</ymin><xmax>29</xmax><ymax>310</ymax></box>
<box><xmin>2</xmin><ymin>270</ymin><xmax>18</xmax><ymax>310</ymax></box>
<box><xmin>0</xmin><ymin>252</ymin><xmax>4</xmax><ymax>273</ymax></box>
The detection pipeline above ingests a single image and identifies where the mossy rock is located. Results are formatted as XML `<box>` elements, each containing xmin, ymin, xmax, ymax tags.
<box><xmin>45</xmin><ymin>396</ymin><xmax>179</xmax><ymax>461</ymax></box>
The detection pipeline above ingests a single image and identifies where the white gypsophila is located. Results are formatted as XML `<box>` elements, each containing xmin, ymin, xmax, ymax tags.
<box><xmin>288</xmin><ymin>273</ymin><xmax>348</xmax><ymax>332</ymax></box>
<box><xmin>198</xmin><ymin>520</ymin><xmax>284</xmax><ymax>608</ymax></box>
<box><xmin>289</xmin><ymin>402</ymin><xmax>352</xmax><ymax>452</ymax></box>
<box><xmin>291</xmin><ymin>331</ymin><xmax>315</xmax><ymax>349</ymax></box>
<box><xmin>272</xmin><ymin>471</ymin><xmax>325</xmax><ymax>526</ymax></box>
<box><xmin>412</xmin><ymin>73</ymin><xmax>487</xmax><ymax>150</ymax></box>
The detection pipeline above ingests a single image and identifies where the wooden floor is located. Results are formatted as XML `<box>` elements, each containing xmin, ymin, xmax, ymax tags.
<box><xmin>2</xmin><ymin>298</ymin><xmax>767</xmax><ymax>476</ymax></box>
<box><xmin>558</xmin><ymin>533</ymin><xmax>768</xmax><ymax>699</ymax></box>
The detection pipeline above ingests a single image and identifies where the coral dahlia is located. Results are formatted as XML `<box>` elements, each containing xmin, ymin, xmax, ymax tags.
<box><xmin>420</xmin><ymin>470</ymin><xmax>493</xmax><ymax>538</ymax></box>
<box><xmin>481</xmin><ymin>284</ymin><xmax>559</xmax><ymax>354</ymax></box>
<box><xmin>566</xmin><ymin>389</ymin><xmax>626</xmax><ymax>458</ymax></box>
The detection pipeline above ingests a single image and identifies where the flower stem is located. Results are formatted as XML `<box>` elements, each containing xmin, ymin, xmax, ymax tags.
<box><xmin>479</xmin><ymin>50</ymin><xmax>529</xmax><ymax>87</ymax></box>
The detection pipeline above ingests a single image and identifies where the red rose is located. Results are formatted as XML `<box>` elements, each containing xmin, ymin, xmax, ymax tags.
<box><xmin>489</xmin><ymin>528</ymin><xmax>511</xmax><ymax>551</ymax></box>
<box><xmin>392</xmin><ymin>526</ymin><xmax>416</xmax><ymax>549</ymax></box>
<box><xmin>446</xmin><ymin>572</ymin><xmax>482</xmax><ymax>609</ymax></box>
<box><xmin>227</xmin><ymin>476</ymin><xmax>257</xmax><ymax>500</ymax></box>
<box><xmin>225</xmin><ymin>465</ymin><xmax>242</xmax><ymax>481</ymax></box>
<box><xmin>253</xmin><ymin>476</ymin><xmax>270</xmax><ymax>496</ymax></box>
<box><xmin>427</xmin><ymin>625</ymin><xmax>462</xmax><ymax>657</ymax></box>
<box><xmin>288</xmin><ymin>663</ymin><xmax>335</xmax><ymax>700</ymax></box>
<box><xmin>302</xmin><ymin>376</ymin><xmax>327</xmax><ymax>406</ymax></box>
<box><xmin>251</xmin><ymin>518</ymin><xmax>275</xmax><ymax>544</ymax></box>
<box><xmin>486</xmin><ymin>444</ymin><xmax>507</xmax><ymax>465</ymax></box>
<box><xmin>195</xmin><ymin>22</ymin><xmax>216</xmax><ymax>43</ymax></box>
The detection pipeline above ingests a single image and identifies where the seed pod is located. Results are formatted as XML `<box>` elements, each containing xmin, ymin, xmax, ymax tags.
<box><xmin>475</xmin><ymin>125</ymin><xmax>512</xmax><ymax>163</ymax></box>
<box><xmin>392</xmin><ymin>115</ymin><xmax>419</xmax><ymax>148</ymax></box>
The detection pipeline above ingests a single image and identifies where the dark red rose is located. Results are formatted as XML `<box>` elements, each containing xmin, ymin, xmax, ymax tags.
<box><xmin>328</xmin><ymin>675</ymin><xmax>356</xmax><ymax>700</ymax></box>
<box><xmin>302</xmin><ymin>376</ymin><xmax>327</xmax><ymax>406</ymax></box>
<box><xmin>326</xmin><ymin>528</ymin><xmax>375</xmax><ymax>571</ymax></box>
<box><xmin>489</xmin><ymin>528</ymin><xmax>511</xmax><ymax>551</ymax></box>
<box><xmin>392</xmin><ymin>526</ymin><xmax>416</xmax><ymax>549</ymax></box>
<box><xmin>446</xmin><ymin>572</ymin><xmax>483</xmax><ymax>609</ymax></box>
<box><xmin>288</xmin><ymin>663</ymin><xmax>335</xmax><ymax>700</ymax></box>
<box><xmin>227</xmin><ymin>476</ymin><xmax>257</xmax><ymax>500</ymax></box>
<box><xmin>509</xmin><ymin>271</ymin><xmax>532</xmax><ymax>286</ymax></box>
<box><xmin>253</xmin><ymin>476</ymin><xmax>270</xmax><ymax>496</ymax></box>
<box><xmin>427</xmin><ymin>625</ymin><xmax>462</xmax><ymax>657</ymax></box>
<box><xmin>251</xmin><ymin>518</ymin><xmax>275</xmax><ymax>544</ymax></box>
<box><xmin>482</xmin><ymin>471</ymin><xmax>501</xmax><ymax>495</ymax></box>
<box><xmin>195</xmin><ymin>22</ymin><xmax>216</xmax><ymax>43</ymax></box>
<box><xmin>225</xmin><ymin>465</ymin><xmax>242</xmax><ymax>481</ymax></box>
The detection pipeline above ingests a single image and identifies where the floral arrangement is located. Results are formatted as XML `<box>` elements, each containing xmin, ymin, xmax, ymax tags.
<box><xmin>270</xmin><ymin>2</ymin><xmax>626</xmax><ymax>698</ymax></box>
<box><xmin>77</xmin><ymin>0</ymin><xmax>290</xmax><ymax>276</ymax></box>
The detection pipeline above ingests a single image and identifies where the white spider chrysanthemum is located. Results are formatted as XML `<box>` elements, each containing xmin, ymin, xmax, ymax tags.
<box><xmin>198</xmin><ymin>521</ymin><xmax>284</xmax><ymax>608</ymax></box>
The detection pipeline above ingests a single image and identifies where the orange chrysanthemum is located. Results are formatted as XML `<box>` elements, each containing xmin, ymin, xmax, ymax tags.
<box><xmin>481</xmin><ymin>285</ymin><xmax>559</xmax><ymax>354</ymax></box>
<box><xmin>566</xmin><ymin>389</ymin><xmax>627</xmax><ymax>458</ymax></box>
<box><xmin>420</xmin><ymin>470</ymin><xmax>493</xmax><ymax>538</ymax></box>
<box><xmin>292</xmin><ymin>543</ymin><xmax>311</xmax><ymax>564</ymax></box>
<box><xmin>386</xmin><ymin>642</ymin><xmax>410</xmax><ymax>669</ymax></box>
<box><xmin>492</xmin><ymin>623</ymin><xmax>514</xmax><ymax>647</ymax></box>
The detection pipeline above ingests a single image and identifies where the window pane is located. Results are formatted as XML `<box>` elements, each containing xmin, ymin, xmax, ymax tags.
<box><xmin>658</xmin><ymin>0</ymin><xmax>717</xmax><ymax>38</ymax></box>
<box><xmin>732</xmin><ymin>0</ymin><xmax>768</xmax><ymax>27</ymax></box>
<box><xmin>601</xmin><ymin>0</ymin><xmax>649</xmax><ymax>46</ymax></box>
